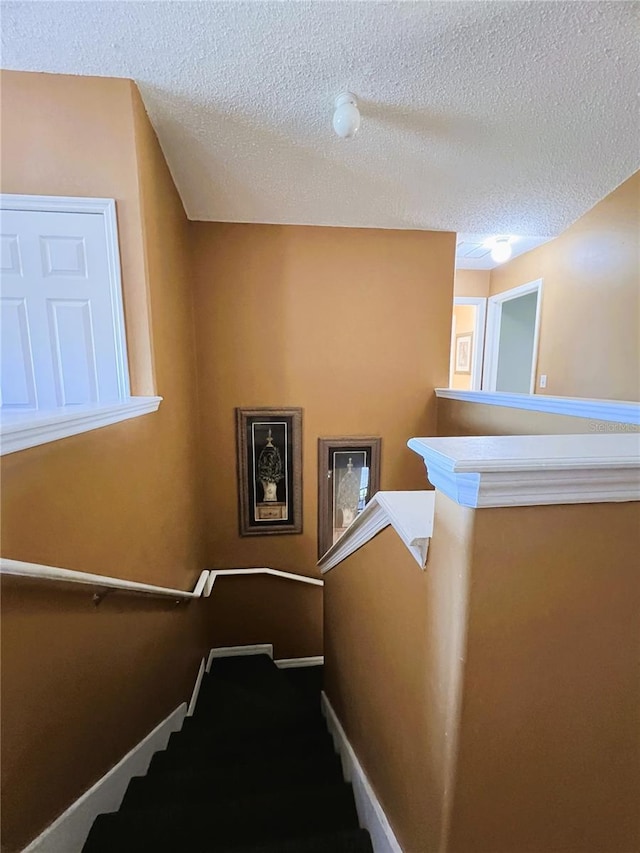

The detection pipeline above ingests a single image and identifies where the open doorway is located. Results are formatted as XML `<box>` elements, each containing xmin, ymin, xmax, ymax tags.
<box><xmin>483</xmin><ymin>279</ymin><xmax>543</xmax><ymax>393</ymax></box>
<box><xmin>449</xmin><ymin>297</ymin><xmax>487</xmax><ymax>391</ymax></box>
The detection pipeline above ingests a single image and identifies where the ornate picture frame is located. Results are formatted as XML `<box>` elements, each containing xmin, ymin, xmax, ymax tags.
<box><xmin>317</xmin><ymin>436</ymin><xmax>381</xmax><ymax>560</ymax></box>
<box><xmin>235</xmin><ymin>407</ymin><xmax>303</xmax><ymax>536</ymax></box>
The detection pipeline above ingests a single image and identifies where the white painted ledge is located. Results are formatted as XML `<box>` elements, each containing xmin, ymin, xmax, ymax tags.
<box><xmin>408</xmin><ymin>433</ymin><xmax>640</xmax><ymax>508</ymax></box>
<box><xmin>318</xmin><ymin>491</ymin><xmax>435</xmax><ymax>574</ymax></box>
<box><xmin>435</xmin><ymin>388</ymin><xmax>640</xmax><ymax>425</ymax></box>
<box><xmin>0</xmin><ymin>396</ymin><xmax>163</xmax><ymax>455</ymax></box>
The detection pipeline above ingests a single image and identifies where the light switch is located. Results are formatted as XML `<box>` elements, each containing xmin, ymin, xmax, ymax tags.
<box><xmin>539</xmin><ymin>374</ymin><xmax>547</xmax><ymax>388</ymax></box>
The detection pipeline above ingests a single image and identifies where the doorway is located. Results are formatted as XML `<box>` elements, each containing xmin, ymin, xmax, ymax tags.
<box><xmin>449</xmin><ymin>296</ymin><xmax>487</xmax><ymax>391</ymax></box>
<box><xmin>483</xmin><ymin>279</ymin><xmax>543</xmax><ymax>393</ymax></box>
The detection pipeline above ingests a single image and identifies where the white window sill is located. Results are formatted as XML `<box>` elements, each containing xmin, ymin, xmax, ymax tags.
<box><xmin>435</xmin><ymin>389</ymin><xmax>640</xmax><ymax>425</ymax></box>
<box><xmin>0</xmin><ymin>396</ymin><xmax>163</xmax><ymax>456</ymax></box>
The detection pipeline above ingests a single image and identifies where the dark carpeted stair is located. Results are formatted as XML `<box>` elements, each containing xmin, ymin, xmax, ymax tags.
<box><xmin>83</xmin><ymin>654</ymin><xmax>373</xmax><ymax>853</ymax></box>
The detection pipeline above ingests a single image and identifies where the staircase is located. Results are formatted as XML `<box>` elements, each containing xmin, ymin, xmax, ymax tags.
<box><xmin>83</xmin><ymin>654</ymin><xmax>373</xmax><ymax>852</ymax></box>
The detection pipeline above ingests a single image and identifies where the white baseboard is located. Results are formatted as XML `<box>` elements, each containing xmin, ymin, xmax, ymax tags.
<box><xmin>274</xmin><ymin>656</ymin><xmax>324</xmax><ymax>669</ymax></box>
<box><xmin>22</xmin><ymin>703</ymin><xmax>187</xmax><ymax>853</ymax></box>
<box><xmin>321</xmin><ymin>692</ymin><xmax>402</xmax><ymax>853</ymax></box>
<box><xmin>206</xmin><ymin>644</ymin><xmax>273</xmax><ymax>672</ymax></box>
<box><xmin>187</xmin><ymin>657</ymin><xmax>206</xmax><ymax>717</ymax></box>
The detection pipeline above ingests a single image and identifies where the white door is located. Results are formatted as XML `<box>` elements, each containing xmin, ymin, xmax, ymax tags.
<box><xmin>483</xmin><ymin>280</ymin><xmax>543</xmax><ymax>394</ymax></box>
<box><xmin>1</xmin><ymin>206</ymin><xmax>126</xmax><ymax>411</ymax></box>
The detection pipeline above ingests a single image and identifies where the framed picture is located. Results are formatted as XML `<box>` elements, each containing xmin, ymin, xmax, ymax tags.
<box><xmin>235</xmin><ymin>407</ymin><xmax>303</xmax><ymax>536</ymax></box>
<box><xmin>317</xmin><ymin>436</ymin><xmax>381</xmax><ymax>560</ymax></box>
<box><xmin>455</xmin><ymin>332</ymin><xmax>473</xmax><ymax>374</ymax></box>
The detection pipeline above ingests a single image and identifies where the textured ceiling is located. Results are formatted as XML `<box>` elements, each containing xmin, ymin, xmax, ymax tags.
<box><xmin>456</xmin><ymin>234</ymin><xmax>550</xmax><ymax>270</ymax></box>
<box><xmin>2</xmin><ymin>1</ymin><xmax>638</xmax><ymax>236</ymax></box>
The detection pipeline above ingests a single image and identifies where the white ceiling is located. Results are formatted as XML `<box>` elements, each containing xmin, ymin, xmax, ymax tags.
<box><xmin>455</xmin><ymin>234</ymin><xmax>551</xmax><ymax>270</ymax></box>
<box><xmin>2</xmin><ymin>1</ymin><xmax>638</xmax><ymax>238</ymax></box>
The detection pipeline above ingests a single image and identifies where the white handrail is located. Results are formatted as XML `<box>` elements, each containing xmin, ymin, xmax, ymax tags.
<box><xmin>206</xmin><ymin>568</ymin><xmax>323</xmax><ymax>595</ymax></box>
<box><xmin>0</xmin><ymin>559</ymin><xmax>323</xmax><ymax>601</ymax></box>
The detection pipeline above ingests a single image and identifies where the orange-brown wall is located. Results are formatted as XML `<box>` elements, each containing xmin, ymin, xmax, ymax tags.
<box><xmin>325</xmin><ymin>493</ymin><xmax>640</xmax><ymax>853</ymax></box>
<box><xmin>191</xmin><ymin>222</ymin><xmax>456</xmax><ymax>655</ymax></box>
<box><xmin>0</xmin><ymin>72</ymin><xmax>207</xmax><ymax>851</ymax></box>
<box><xmin>0</xmin><ymin>71</ymin><xmax>154</xmax><ymax>395</ymax></box>
<box><xmin>450</xmin><ymin>499</ymin><xmax>640</xmax><ymax>853</ymax></box>
<box><xmin>454</xmin><ymin>269</ymin><xmax>490</xmax><ymax>298</ymax></box>
<box><xmin>489</xmin><ymin>171</ymin><xmax>640</xmax><ymax>402</ymax></box>
<box><xmin>325</xmin><ymin>497</ymin><xmax>474</xmax><ymax>852</ymax></box>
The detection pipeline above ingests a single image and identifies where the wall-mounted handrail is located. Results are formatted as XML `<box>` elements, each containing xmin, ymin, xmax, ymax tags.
<box><xmin>0</xmin><ymin>559</ymin><xmax>323</xmax><ymax>601</ymax></box>
<box><xmin>206</xmin><ymin>568</ymin><xmax>323</xmax><ymax>593</ymax></box>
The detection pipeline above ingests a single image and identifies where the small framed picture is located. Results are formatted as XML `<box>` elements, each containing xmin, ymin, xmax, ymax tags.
<box><xmin>455</xmin><ymin>332</ymin><xmax>473</xmax><ymax>374</ymax></box>
<box><xmin>235</xmin><ymin>407</ymin><xmax>303</xmax><ymax>536</ymax></box>
<box><xmin>317</xmin><ymin>436</ymin><xmax>381</xmax><ymax>560</ymax></box>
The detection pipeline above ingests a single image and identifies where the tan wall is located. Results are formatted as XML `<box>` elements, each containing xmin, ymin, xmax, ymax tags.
<box><xmin>325</xmin><ymin>494</ymin><xmax>640</xmax><ymax>853</ymax></box>
<box><xmin>451</xmin><ymin>304</ymin><xmax>476</xmax><ymax>391</ymax></box>
<box><xmin>489</xmin><ymin>172</ymin><xmax>640</xmax><ymax>401</ymax></box>
<box><xmin>437</xmin><ymin>398</ymin><xmax>638</xmax><ymax>437</ymax></box>
<box><xmin>324</xmin><ymin>496</ymin><xmax>474</xmax><ymax>852</ymax></box>
<box><xmin>450</xmin><ymin>500</ymin><xmax>640</xmax><ymax>853</ymax></box>
<box><xmin>0</xmin><ymin>73</ymin><xmax>207</xmax><ymax>851</ymax></box>
<box><xmin>0</xmin><ymin>71</ymin><xmax>155</xmax><ymax>396</ymax></box>
<box><xmin>454</xmin><ymin>269</ymin><xmax>490</xmax><ymax>298</ymax></box>
<box><xmin>191</xmin><ymin>222</ymin><xmax>456</xmax><ymax>655</ymax></box>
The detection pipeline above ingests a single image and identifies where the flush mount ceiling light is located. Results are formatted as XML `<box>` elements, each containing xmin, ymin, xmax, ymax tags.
<box><xmin>333</xmin><ymin>92</ymin><xmax>360</xmax><ymax>139</ymax></box>
<box><xmin>486</xmin><ymin>236</ymin><xmax>513</xmax><ymax>264</ymax></box>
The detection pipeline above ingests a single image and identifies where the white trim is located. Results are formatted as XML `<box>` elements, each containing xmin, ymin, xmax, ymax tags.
<box><xmin>435</xmin><ymin>388</ymin><xmax>640</xmax><ymax>425</ymax></box>
<box><xmin>204</xmin><ymin>567</ymin><xmax>323</xmax><ymax>595</ymax></box>
<box><xmin>22</xmin><ymin>703</ymin><xmax>187</xmax><ymax>853</ymax></box>
<box><xmin>321</xmin><ymin>692</ymin><xmax>402</xmax><ymax>853</ymax></box>
<box><xmin>187</xmin><ymin>658</ymin><xmax>206</xmax><ymax>717</ymax></box>
<box><xmin>318</xmin><ymin>491</ymin><xmax>435</xmax><ymax>574</ymax></box>
<box><xmin>0</xmin><ymin>396</ymin><xmax>163</xmax><ymax>455</ymax></box>
<box><xmin>274</xmin><ymin>656</ymin><xmax>324</xmax><ymax>669</ymax></box>
<box><xmin>407</xmin><ymin>433</ymin><xmax>640</xmax><ymax>508</ymax></box>
<box><xmin>482</xmin><ymin>279</ymin><xmax>543</xmax><ymax>394</ymax></box>
<box><xmin>453</xmin><ymin>296</ymin><xmax>487</xmax><ymax>391</ymax></box>
<box><xmin>0</xmin><ymin>562</ymin><xmax>322</xmax><ymax>603</ymax></box>
<box><xmin>0</xmin><ymin>558</ymin><xmax>210</xmax><ymax>601</ymax></box>
<box><xmin>0</xmin><ymin>194</ymin><xmax>131</xmax><ymax>401</ymax></box>
<box><xmin>206</xmin><ymin>644</ymin><xmax>274</xmax><ymax>672</ymax></box>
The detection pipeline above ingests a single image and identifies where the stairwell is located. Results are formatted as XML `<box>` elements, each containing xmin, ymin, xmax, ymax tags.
<box><xmin>82</xmin><ymin>654</ymin><xmax>373</xmax><ymax>852</ymax></box>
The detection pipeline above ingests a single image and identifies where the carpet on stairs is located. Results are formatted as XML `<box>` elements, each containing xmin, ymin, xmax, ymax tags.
<box><xmin>82</xmin><ymin>654</ymin><xmax>373</xmax><ymax>853</ymax></box>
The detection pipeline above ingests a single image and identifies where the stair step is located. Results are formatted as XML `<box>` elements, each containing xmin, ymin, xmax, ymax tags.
<box><xmin>122</xmin><ymin>760</ymin><xmax>344</xmax><ymax>810</ymax></box>
<box><xmin>83</xmin><ymin>783</ymin><xmax>359</xmax><ymax>853</ymax></box>
<box><xmin>223</xmin><ymin>828</ymin><xmax>374</xmax><ymax>853</ymax></box>
<box><xmin>181</xmin><ymin>710</ymin><xmax>325</xmax><ymax>744</ymax></box>
<box><xmin>149</xmin><ymin>728</ymin><xmax>335</xmax><ymax>775</ymax></box>
<box><xmin>167</xmin><ymin>720</ymin><xmax>331</xmax><ymax>754</ymax></box>
<box><xmin>192</xmin><ymin>658</ymin><xmax>312</xmax><ymax>731</ymax></box>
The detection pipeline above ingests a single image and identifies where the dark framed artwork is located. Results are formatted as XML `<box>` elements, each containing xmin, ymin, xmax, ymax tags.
<box><xmin>317</xmin><ymin>436</ymin><xmax>381</xmax><ymax>560</ymax></box>
<box><xmin>235</xmin><ymin>407</ymin><xmax>303</xmax><ymax>536</ymax></box>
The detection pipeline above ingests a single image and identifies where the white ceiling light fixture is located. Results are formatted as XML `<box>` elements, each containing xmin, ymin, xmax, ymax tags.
<box><xmin>333</xmin><ymin>92</ymin><xmax>360</xmax><ymax>140</ymax></box>
<box><xmin>489</xmin><ymin>237</ymin><xmax>513</xmax><ymax>264</ymax></box>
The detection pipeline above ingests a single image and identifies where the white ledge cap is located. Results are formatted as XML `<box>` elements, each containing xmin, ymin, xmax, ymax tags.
<box><xmin>318</xmin><ymin>490</ymin><xmax>435</xmax><ymax>573</ymax></box>
<box><xmin>408</xmin><ymin>433</ymin><xmax>640</xmax><ymax>508</ymax></box>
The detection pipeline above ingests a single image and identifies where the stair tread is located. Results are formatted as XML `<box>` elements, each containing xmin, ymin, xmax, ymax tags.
<box><xmin>83</xmin><ymin>783</ymin><xmax>358</xmax><ymax>852</ymax></box>
<box><xmin>122</xmin><ymin>754</ymin><xmax>343</xmax><ymax>809</ymax></box>
<box><xmin>83</xmin><ymin>656</ymin><xmax>359</xmax><ymax>853</ymax></box>
<box><xmin>221</xmin><ymin>828</ymin><xmax>373</xmax><ymax>853</ymax></box>
<box><xmin>149</xmin><ymin>735</ymin><xmax>335</xmax><ymax>775</ymax></box>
